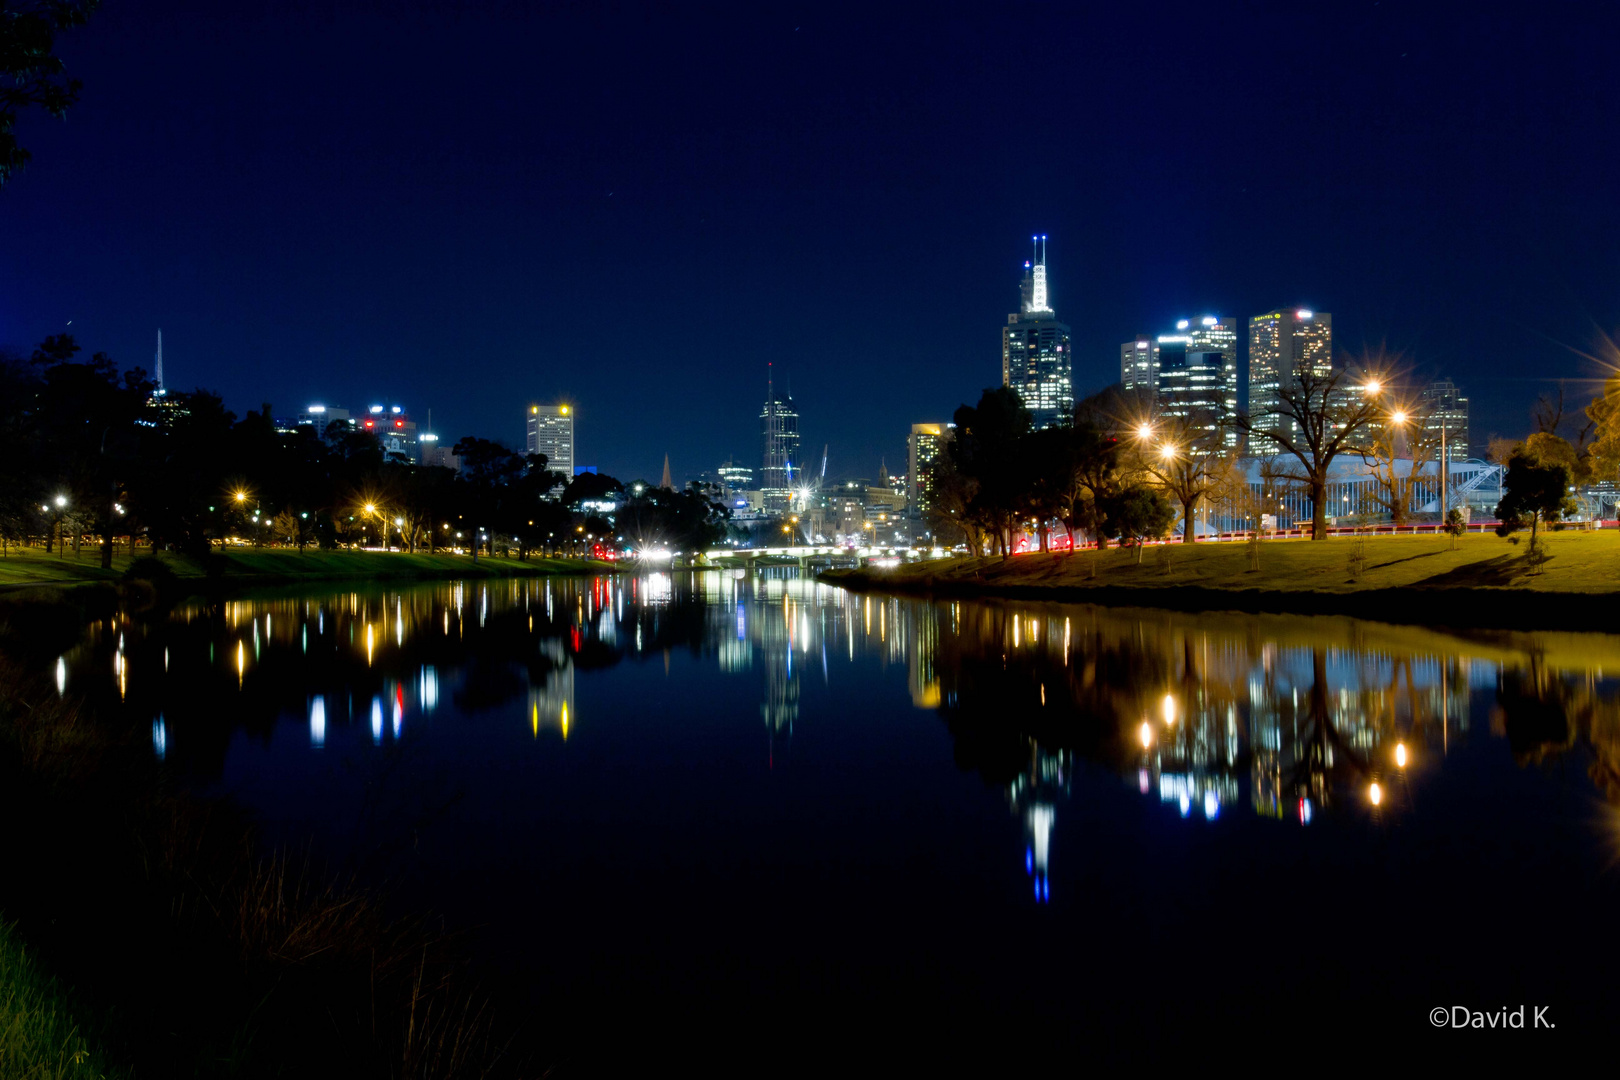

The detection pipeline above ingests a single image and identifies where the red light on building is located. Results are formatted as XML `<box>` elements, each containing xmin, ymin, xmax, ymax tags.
<box><xmin>394</xmin><ymin>419</ymin><xmax>404</xmax><ymax>428</ymax></box>
<box><xmin>364</xmin><ymin>419</ymin><xmax>375</xmax><ymax>429</ymax></box>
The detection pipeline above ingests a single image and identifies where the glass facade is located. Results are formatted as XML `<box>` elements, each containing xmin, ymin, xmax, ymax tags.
<box><xmin>760</xmin><ymin>390</ymin><xmax>800</xmax><ymax>512</ymax></box>
<box><xmin>1246</xmin><ymin>309</ymin><xmax>1332</xmax><ymax>453</ymax></box>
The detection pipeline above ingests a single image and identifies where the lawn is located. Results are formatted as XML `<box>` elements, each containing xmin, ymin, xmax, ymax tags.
<box><xmin>0</xmin><ymin>545</ymin><xmax>615</xmax><ymax>591</ymax></box>
<box><xmin>831</xmin><ymin>529</ymin><xmax>1620</xmax><ymax>597</ymax></box>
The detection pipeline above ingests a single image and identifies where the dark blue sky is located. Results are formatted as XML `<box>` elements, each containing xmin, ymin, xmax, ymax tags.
<box><xmin>3</xmin><ymin>1</ymin><xmax>1617</xmax><ymax>482</ymax></box>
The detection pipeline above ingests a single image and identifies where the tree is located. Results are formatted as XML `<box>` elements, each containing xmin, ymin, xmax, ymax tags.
<box><xmin>0</xmin><ymin>1</ymin><xmax>99</xmax><ymax>187</ymax></box>
<box><xmin>1586</xmin><ymin>373</ymin><xmax>1620</xmax><ymax>487</ymax></box>
<box><xmin>1236</xmin><ymin>364</ymin><xmax>1384</xmax><ymax>539</ymax></box>
<box><xmin>1494</xmin><ymin>447</ymin><xmax>1574</xmax><ymax>546</ymax></box>
<box><xmin>1358</xmin><ymin>399</ymin><xmax>1443</xmax><ymax>526</ymax></box>
<box><xmin>948</xmin><ymin>388</ymin><xmax>1032</xmax><ymax>559</ymax></box>
<box><xmin>1133</xmin><ymin>411</ymin><xmax>1229</xmax><ymax>542</ymax></box>
<box><xmin>1105</xmin><ymin>487</ymin><xmax>1175</xmax><ymax>562</ymax></box>
<box><xmin>272</xmin><ymin>508</ymin><xmax>311</xmax><ymax>551</ymax></box>
<box><xmin>922</xmin><ymin>450</ymin><xmax>982</xmax><ymax>555</ymax></box>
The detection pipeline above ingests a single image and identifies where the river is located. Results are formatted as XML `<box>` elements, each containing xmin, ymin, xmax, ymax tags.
<box><xmin>59</xmin><ymin>569</ymin><xmax>1620</xmax><ymax>1062</ymax></box>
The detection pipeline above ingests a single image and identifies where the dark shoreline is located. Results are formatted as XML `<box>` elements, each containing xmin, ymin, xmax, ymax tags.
<box><xmin>818</xmin><ymin>569</ymin><xmax>1618</xmax><ymax>634</ymax></box>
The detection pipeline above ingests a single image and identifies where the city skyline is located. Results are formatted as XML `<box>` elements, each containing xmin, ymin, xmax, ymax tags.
<box><xmin>1</xmin><ymin>6</ymin><xmax>1615</xmax><ymax>485</ymax></box>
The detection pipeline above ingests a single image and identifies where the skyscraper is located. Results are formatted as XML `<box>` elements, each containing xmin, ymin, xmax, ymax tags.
<box><xmin>1420</xmin><ymin>378</ymin><xmax>1469</xmax><ymax>459</ymax></box>
<box><xmin>1247</xmin><ymin>309</ymin><xmax>1332</xmax><ymax>452</ymax></box>
<box><xmin>1120</xmin><ymin>335</ymin><xmax>1155</xmax><ymax>392</ymax></box>
<box><xmin>907</xmin><ymin>423</ymin><xmax>952</xmax><ymax>515</ymax></box>
<box><xmin>760</xmin><ymin>373</ymin><xmax>799</xmax><ymax>512</ymax></box>
<box><xmin>1122</xmin><ymin>317</ymin><xmax>1240</xmax><ymax>445</ymax></box>
<box><xmin>1002</xmin><ymin>236</ymin><xmax>1073</xmax><ymax>429</ymax></box>
<box><xmin>153</xmin><ymin>329</ymin><xmax>165</xmax><ymax>395</ymax></box>
<box><xmin>526</xmin><ymin>404</ymin><xmax>575</xmax><ymax>476</ymax></box>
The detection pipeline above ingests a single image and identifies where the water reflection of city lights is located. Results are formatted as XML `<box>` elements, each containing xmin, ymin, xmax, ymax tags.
<box><xmin>419</xmin><ymin>666</ymin><xmax>439</xmax><ymax>711</ymax></box>
<box><xmin>1139</xmin><ymin>722</ymin><xmax>1153</xmax><ymax>748</ymax></box>
<box><xmin>55</xmin><ymin>656</ymin><xmax>66</xmax><ymax>695</ymax></box>
<box><xmin>1369</xmin><ymin>782</ymin><xmax>1384</xmax><ymax>806</ymax></box>
<box><xmin>1161</xmin><ymin>693</ymin><xmax>1176</xmax><ymax>725</ymax></box>
<box><xmin>1395</xmin><ymin>743</ymin><xmax>1408</xmax><ymax>768</ymax></box>
<box><xmin>152</xmin><ymin>716</ymin><xmax>167</xmax><ymax>760</ymax></box>
<box><xmin>309</xmin><ymin>696</ymin><xmax>326</xmax><ymax>749</ymax></box>
<box><xmin>1299</xmin><ymin>797</ymin><xmax>1313</xmax><ymax>825</ymax></box>
<box><xmin>371</xmin><ymin>696</ymin><xmax>384</xmax><ymax>744</ymax></box>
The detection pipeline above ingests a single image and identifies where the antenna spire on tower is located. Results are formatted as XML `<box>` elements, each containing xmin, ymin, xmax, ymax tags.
<box><xmin>154</xmin><ymin>329</ymin><xmax>164</xmax><ymax>391</ymax></box>
<box><xmin>1029</xmin><ymin>234</ymin><xmax>1051</xmax><ymax>313</ymax></box>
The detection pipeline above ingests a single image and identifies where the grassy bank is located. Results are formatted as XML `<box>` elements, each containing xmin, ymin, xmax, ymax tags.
<box><xmin>0</xmin><ymin>545</ymin><xmax>616</xmax><ymax>591</ymax></box>
<box><xmin>822</xmin><ymin>530</ymin><xmax>1620</xmax><ymax>631</ymax></box>
<box><xmin>0</xmin><ymin>921</ymin><xmax>119</xmax><ymax>1080</ymax></box>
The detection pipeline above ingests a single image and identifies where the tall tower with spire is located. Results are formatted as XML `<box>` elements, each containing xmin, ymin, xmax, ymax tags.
<box><xmin>760</xmin><ymin>364</ymin><xmax>800</xmax><ymax>513</ymax></box>
<box><xmin>153</xmin><ymin>329</ymin><xmax>166</xmax><ymax>396</ymax></box>
<box><xmin>1001</xmin><ymin>235</ymin><xmax>1073</xmax><ymax>428</ymax></box>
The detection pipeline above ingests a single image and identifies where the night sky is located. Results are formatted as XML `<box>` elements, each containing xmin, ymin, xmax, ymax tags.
<box><xmin>3</xmin><ymin>1</ymin><xmax>1618</xmax><ymax>483</ymax></box>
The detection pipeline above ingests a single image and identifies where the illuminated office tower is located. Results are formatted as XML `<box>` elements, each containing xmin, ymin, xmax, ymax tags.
<box><xmin>1420</xmin><ymin>378</ymin><xmax>1469</xmax><ymax>458</ymax></box>
<box><xmin>1002</xmin><ymin>236</ymin><xmax>1073</xmax><ymax>428</ymax></box>
<box><xmin>907</xmin><ymin>423</ymin><xmax>952</xmax><ymax>515</ymax></box>
<box><xmin>1120</xmin><ymin>335</ymin><xmax>1156</xmax><ymax>392</ymax></box>
<box><xmin>1246</xmin><ymin>309</ymin><xmax>1332</xmax><ymax>453</ymax></box>
<box><xmin>1158</xmin><ymin>316</ymin><xmax>1240</xmax><ymax>445</ymax></box>
<box><xmin>525</xmin><ymin>403</ymin><xmax>575</xmax><ymax>475</ymax></box>
<box><xmin>760</xmin><ymin>373</ymin><xmax>800</xmax><ymax>512</ymax></box>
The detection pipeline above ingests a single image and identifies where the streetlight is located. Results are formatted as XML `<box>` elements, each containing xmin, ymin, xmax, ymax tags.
<box><xmin>1136</xmin><ymin>422</ymin><xmax>1153</xmax><ymax>440</ymax></box>
<box><xmin>1158</xmin><ymin>444</ymin><xmax>1177</xmax><ymax>462</ymax></box>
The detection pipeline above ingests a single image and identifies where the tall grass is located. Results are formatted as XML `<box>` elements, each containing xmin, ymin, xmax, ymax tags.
<box><xmin>0</xmin><ymin>920</ymin><xmax>119</xmax><ymax>1080</ymax></box>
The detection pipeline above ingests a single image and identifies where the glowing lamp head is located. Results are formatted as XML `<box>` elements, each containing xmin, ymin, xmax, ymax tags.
<box><xmin>1363</xmin><ymin>380</ymin><xmax>1382</xmax><ymax>396</ymax></box>
<box><xmin>531</xmin><ymin>406</ymin><xmax>538</xmax><ymax>414</ymax></box>
<box><xmin>233</xmin><ymin>492</ymin><xmax>246</xmax><ymax>503</ymax></box>
<box><xmin>1136</xmin><ymin>423</ymin><xmax>1153</xmax><ymax>440</ymax></box>
<box><xmin>364</xmin><ymin>503</ymin><xmax>376</xmax><ymax>514</ymax></box>
<box><xmin>1391</xmin><ymin>410</ymin><xmax>1408</xmax><ymax>425</ymax></box>
<box><xmin>560</xmin><ymin>406</ymin><xmax>570</xmax><ymax>415</ymax></box>
<box><xmin>1159</xmin><ymin>444</ymin><xmax>1177</xmax><ymax>461</ymax></box>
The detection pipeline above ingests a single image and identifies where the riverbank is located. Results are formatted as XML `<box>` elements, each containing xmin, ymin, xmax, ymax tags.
<box><xmin>0</xmin><ymin>546</ymin><xmax>617</xmax><ymax>592</ymax></box>
<box><xmin>0</xmin><ymin>920</ymin><xmax>118</xmax><ymax>1079</ymax></box>
<box><xmin>821</xmin><ymin>531</ymin><xmax>1620</xmax><ymax>632</ymax></box>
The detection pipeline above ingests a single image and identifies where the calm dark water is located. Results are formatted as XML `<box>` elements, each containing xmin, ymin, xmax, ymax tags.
<box><xmin>62</xmin><ymin>571</ymin><xmax>1620</xmax><ymax>1064</ymax></box>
